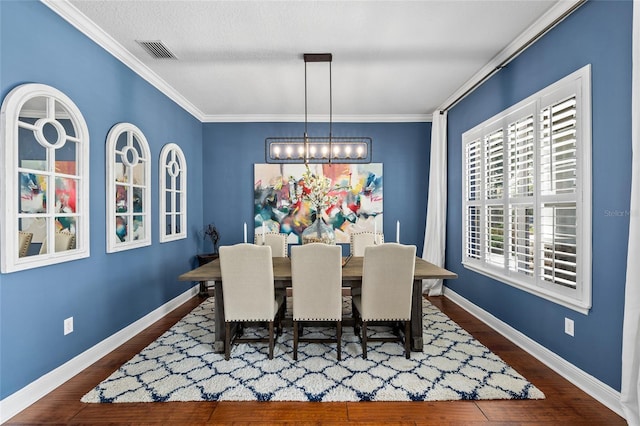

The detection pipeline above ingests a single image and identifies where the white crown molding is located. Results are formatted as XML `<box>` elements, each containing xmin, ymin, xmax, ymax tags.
<box><xmin>443</xmin><ymin>288</ymin><xmax>625</xmax><ymax>419</ymax></box>
<box><xmin>438</xmin><ymin>0</ymin><xmax>586</xmax><ymax>112</ymax></box>
<box><xmin>202</xmin><ymin>113</ymin><xmax>432</xmax><ymax>123</ymax></box>
<box><xmin>40</xmin><ymin>0</ymin><xmax>205</xmax><ymax>121</ymax></box>
<box><xmin>0</xmin><ymin>285</ymin><xmax>199</xmax><ymax>423</ymax></box>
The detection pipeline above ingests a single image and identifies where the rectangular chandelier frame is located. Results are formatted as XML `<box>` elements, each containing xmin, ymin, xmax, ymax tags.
<box><xmin>265</xmin><ymin>137</ymin><xmax>372</xmax><ymax>164</ymax></box>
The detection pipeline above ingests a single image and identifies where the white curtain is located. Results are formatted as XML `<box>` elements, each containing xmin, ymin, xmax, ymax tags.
<box><xmin>621</xmin><ymin>1</ymin><xmax>640</xmax><ymax>425</ymax></box>
<box><xmin>422</xmin><ymin>110</ymin><xmax>447</xmax><ymax>295</ymax></box>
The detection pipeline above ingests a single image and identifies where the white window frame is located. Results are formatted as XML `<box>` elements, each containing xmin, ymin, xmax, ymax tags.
<box><xmin>159</xmin><ymin>143</ymin><xmax>187</xmax><ymax>242</ymax></box>
<box><xmin>462</xmin><ymin>65</ymin><xmax>592</xmax><ymax>314</ymax></box>
<box><xmin>0</xmin><ymin>83</ymin><xmax>90</xmax><ymax>273</ymax></box>
<box><xmin>106</xmin><ymin>123</ymin><xmax>151</xmax><ymax>253</ymax></box>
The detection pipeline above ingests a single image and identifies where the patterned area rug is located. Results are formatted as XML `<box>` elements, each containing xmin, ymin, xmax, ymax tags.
<box><xmin>82</xmin><ymin>297</ymin><xmax>544</xmax><ymax>402</ymax></box>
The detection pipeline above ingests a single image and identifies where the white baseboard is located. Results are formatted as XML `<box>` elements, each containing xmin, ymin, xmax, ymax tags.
<box><xmin>0</xmin><ymin>285</ymin><xmax>199</xmax><ymax>423</ymax></box>
<box><xmin>443</xmin><ymin>288</ymin><xmax>625</xmax><ymax>418</ymax></box>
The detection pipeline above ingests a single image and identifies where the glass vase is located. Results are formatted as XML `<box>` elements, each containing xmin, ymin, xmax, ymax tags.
<box><xmin>302</xmin><ymin>216</ymin><xmax>335</xmax><ymax>245</ymax></box>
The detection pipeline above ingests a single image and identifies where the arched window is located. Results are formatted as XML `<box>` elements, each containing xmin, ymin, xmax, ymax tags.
<box><xmin>159</xmin><ymin>143</ymin><xmax>187</xmax><ymax>242</ymax></box>
<box><xmin>1</xmin><ymin>83</ymin><xmax>90</xmax><ymax>272</ymax></box>
<box><xmin>106</xmin><ymin>123</ymin><xmax>151</xmax><ymax>253</ymax></box>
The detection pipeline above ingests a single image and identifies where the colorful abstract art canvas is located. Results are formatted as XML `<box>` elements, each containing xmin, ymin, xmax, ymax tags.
<box><xmin>254</xmin><ymin>163</ymin><xmax>383</xmax><ymax>244</ymax></box>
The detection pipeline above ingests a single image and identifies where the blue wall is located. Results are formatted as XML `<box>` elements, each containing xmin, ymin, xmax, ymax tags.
<box><xmin>446</xmin><ymin>0</ymin><xmax>632</xmax><ymax>390</ymax></box>
<box><xmin>202</xmin><ymin>122</ymin><xmax>432</xmax><ymax>256</ymax></box>
<box><xmin>0</xmin><ymin>1</ymin><xmax>203</xmax><ymax>399</ymax></box>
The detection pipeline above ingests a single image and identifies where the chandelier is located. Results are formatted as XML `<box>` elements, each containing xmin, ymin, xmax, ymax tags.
<box><xmin>265</xmin><ymin>53</ymin><xmax>372</xmax><ymax>164</ymax></box>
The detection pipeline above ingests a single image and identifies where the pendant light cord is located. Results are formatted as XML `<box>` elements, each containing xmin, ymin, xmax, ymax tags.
<box><xmin>329</xmin><ymin>61</ymin><xmax>333</xmax><ymax>164</ymax></box>
<box><xmin>304</xmin><ymin>60</ymin><xmax>308</xmax><ymax>164</ymax></box>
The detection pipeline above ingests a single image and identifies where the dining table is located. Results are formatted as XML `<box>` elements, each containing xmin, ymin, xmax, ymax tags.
<box><xmin>179</xmin><ymin>256</ymin><xmax>458</xmax><ymax>353</ymax></box>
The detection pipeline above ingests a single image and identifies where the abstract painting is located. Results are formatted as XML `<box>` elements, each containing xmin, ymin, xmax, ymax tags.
<box><xmin>254</xmin><ymin>163</ymin><xmax>383</xmax><ymax>244</ymax></box>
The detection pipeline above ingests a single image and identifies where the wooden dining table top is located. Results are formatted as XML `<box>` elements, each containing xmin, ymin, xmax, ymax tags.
<box><xmin>179</xmin><ymin>256</ymin><xmax>457</xmax><ymax>282</ymax></box>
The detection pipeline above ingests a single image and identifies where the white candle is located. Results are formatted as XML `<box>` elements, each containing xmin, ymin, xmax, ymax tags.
<box><xmin>243</xmin><ymin>222</ymin><xmax>247</xmax><ymax>243</ymax></box>
<box><xmin>262</xmin><ymin>223</ymin><xmax>266</xmax><ymax>244</ymax></box>
<box><xmin>396</xmin><ymin>220</ymin><xmax>400</xmax><ymax>243</ymax></box>
<box><xmin>374</xmin><ymin>221</ymin><xmax>377</xmax><ymax>244</ymax></box>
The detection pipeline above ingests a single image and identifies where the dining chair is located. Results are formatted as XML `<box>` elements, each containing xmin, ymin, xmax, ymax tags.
<box><xmin>352</xmin><ymin>242</ymin><xmax>416</xmax><ymax>359</ymax></box>
<box><xmin>18</xmin><ymin>231</ymin><xmax>33</xmax><ymax>257</ymax></box>
<box><xmin>219</xmin><ymin>243</ymin><xmax>286</xmax><ymax>360</ymax></box>
<box><xmin>254</xmin><ymin>232</ymin><xmax>288</xmax><ymax>257</ymax></box>
<box><xmin>291</xmin><ymin>243</ymin><xmax>343</xmax><ymax>360</ymax></box>
<box><xmin>349</xmin><ymin>231</ymin><xmax>384</xmax><ymax>256</ymax></box>
<box><xmin>39</xmin><ymin>230</ymin><xmax>76</xmax><ymax>255</ymax></box>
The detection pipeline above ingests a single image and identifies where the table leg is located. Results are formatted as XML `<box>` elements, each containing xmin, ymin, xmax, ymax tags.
<box><xmin>411</xmin><ymin>279</ymin><xmax>423</xmax><ymax>351</ymax></box>
<box><xmin>213</xmin><ymin>280</ymin><xmax>225</xmax><ymax>353</ymax></box>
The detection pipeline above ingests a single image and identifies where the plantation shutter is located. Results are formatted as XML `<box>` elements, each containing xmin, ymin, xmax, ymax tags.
<box><xmin>539</xmin><ymin>96</ymin><xmax>578</xmax><ymax>289</ymax></box>
<box><xmin>508</xmin><ymin>115</ymin><xmax>535</xmax><ymax>276</ymax></box>
<box><xmin>465</xmin><ymin>139</ymin><xmax>482</xmax><ymax>259</ymax></box>
<box><xmin>484</xmin><ymin>129</ymin><xmax>504</xmax><ymax>200</ymax></box>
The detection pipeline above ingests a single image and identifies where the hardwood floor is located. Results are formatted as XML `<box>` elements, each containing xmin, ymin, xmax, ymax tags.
<box><xmin>5</xmin><ymin>295</ymin><xmax>625</xmax><ymax>425</ymax></box>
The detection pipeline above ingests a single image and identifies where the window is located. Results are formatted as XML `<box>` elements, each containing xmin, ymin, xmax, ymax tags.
<box><xmin>159</xmin><ymin>143</ymin><xmax>187</xmax><ymax>242</ymax></box>
<box><xmin>1</xmin><ymin>83</ymin><xmax>90</xmax><ymax>273</ymax></box>
<box><xmin>106</xmin><ymin>123</ymin><xmax>151</xmax><ymax>253</ymax></box>
<box><xmin>462</xmin><ymin>65</ymin><xmax>591</xmax><ymax>313</ymax></box>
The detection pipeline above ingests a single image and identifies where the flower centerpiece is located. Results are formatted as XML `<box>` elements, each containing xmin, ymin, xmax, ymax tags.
<box><xmin>296</xmin><ymin>166</ymin><xmax>337</xmax><ymax>245</ymax></box>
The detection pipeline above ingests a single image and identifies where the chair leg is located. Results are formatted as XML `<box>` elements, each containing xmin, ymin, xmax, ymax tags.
<box><xmin>361</xmin><ymin>320</ymin><xmax>368</xmax><ymax>359</ymax></box>
<box><xmin>268</xmin><ymin>321</ymin><xmax>275</xmax><ymax>359</ymax></box>
<box><xmin>293</xmin><ymin>320</ymin><xmax>299</xmax><ymax>361</ymax></box>
<box><xmin>404</xmin><ymin>320</ymin><xmax>411</xmax><ymax>359</ymax></box>
<box><xmin>336</xmin><ymin>320</ymin><xmax>342</xmax><ymax>361</ymax></box>
<box><xmin>225</xmin><ymin>322</ymin><xmax>231</xmax><ymax>361</ymax></box>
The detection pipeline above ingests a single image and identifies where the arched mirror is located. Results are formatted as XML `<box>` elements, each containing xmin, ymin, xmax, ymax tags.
<box><xmin>159</xmin><ymin>143</ymin><xmax>187</xmax><ymax>242</ymax></box>
<box><xmin>106</xmin><ymin>122</ymin><xmax>151</xmax><ymax>252</ymax></box>
<box><xmin>1</xmin><ymin>84</ymin><xmax>90</xmax><ymax>272</ymax></box>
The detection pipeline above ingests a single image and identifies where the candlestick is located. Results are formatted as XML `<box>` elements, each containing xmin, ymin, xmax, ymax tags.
<box><xmin>396</xmin><ymin>220</ymin><xmax>400</xmax><ymax>243</ymax></box>
<box><xmin>243</xmin><ymin>222</ymin><xmax>247</xmax><ymax>243</ymax></box>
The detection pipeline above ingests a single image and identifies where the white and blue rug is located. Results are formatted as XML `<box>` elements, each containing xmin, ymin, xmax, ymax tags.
<box><xmin>81</xmin><ymin>297</ymin><xmax>544</xmax><ymax>403</ymax></box>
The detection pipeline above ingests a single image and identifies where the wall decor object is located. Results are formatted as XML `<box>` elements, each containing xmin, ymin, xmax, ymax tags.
<box><xmin>105</xmin><ymin>123</ymin><xmax>151</xmax><ymax>253</ymax></box>
<box><xmin>159</xmin><ymin>143</ymin><xmax>187</xmax><ymax>242</ymax></box>
<box><xmin>0</xmin><ymin>83</ymin><xmax>90</xmax><ymax>273</ymax></box>
<box><xmin>254</xmin><ymin>163</ymin><xmax>383</xmax><ymax>244</ymax></box>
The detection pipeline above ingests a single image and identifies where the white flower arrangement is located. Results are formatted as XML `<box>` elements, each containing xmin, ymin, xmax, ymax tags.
<box><xmin>294</xmin><ymin>167</ymin><xmax>338</xmax><ymax>212</ymax></box>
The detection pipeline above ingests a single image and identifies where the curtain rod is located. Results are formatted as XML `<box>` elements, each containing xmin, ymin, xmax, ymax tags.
<box><xmin>441</xmin><ymin>0</ymin><xmax>587</xmax><ymax>114</ymax></box>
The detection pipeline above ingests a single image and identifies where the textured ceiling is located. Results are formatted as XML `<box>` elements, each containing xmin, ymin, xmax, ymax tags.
<box><xmin>57</xmin><ymin>0</ymin><xmax>569</xmax><ymax>122</ymax></box>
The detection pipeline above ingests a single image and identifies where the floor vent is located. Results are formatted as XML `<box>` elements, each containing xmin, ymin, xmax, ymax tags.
<box><xmin>136</xmin><ymin>40</ymin><xmax>177</xmax><ymax>59</ymax></box>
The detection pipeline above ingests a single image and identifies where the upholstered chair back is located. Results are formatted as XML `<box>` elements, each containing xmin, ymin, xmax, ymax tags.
<box><xmin>350</xmin><ymin>231</ymin><xmax>384</xmax><ymax>256</ymax></box>
<box><xmin>360</xmin><ymin>243</ymin><xmax>416</xmax><ymax>321</ymax></box>
<box><xmin>291</xmin><ymin>243</ymin><xmax>342</xmax><ymax>321</ymax></box>
<box><xmin>255</xmin><ymin>232</ymin><xmax>288</xmax><ymax>257</ymax></box>
<box><xmin>219</xmin><ymin>243</ymin><xmax>276</xmax><ymax>322</ymax></box>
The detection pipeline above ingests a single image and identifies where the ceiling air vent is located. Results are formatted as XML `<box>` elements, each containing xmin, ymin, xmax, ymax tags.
<box><xmin>136</xmin><ymin>40</ymin><xmax>177</xmax><ymax>59</ymax></box>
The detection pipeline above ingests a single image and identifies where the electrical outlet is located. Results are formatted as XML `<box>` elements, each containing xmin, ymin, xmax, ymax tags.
<box><xmin>564</xmin><ymin>317</ymin><xmax>574</xmax><ymax>337</ymax></box>
<box><xmin>64</xmin><ymin>317</ymin><xmax>74</xmax><ymax>335</ymax></box>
